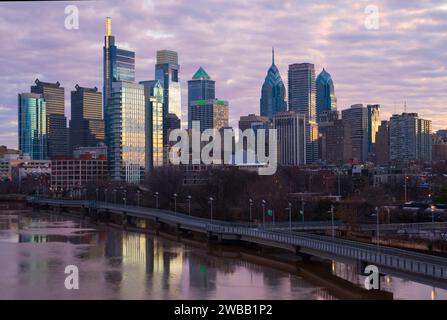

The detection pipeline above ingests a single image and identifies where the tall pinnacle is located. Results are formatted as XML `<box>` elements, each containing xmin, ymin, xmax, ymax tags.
<box><xmin>106</xmin><ymin>17</ymin><xmax>112</xmax><ymax>37</ymax></box>
<box><xmin>272</xmin><ymin>47</ymin><xmax>275</xmax><ymax>65</ymax></box>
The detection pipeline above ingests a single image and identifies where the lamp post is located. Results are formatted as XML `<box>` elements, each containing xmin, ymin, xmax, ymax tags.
<box><xmin>104</xmin><ymin>188</ymin><xmax>108</xmax><ymax>203</ymax></box>
<box><xmin>208</xmin><ymin>197</ymin><xmax>214</xmax><ymax>224</ymax></box>
<box><xmin>287</xmin><ymin>202</ymin><xmax>292</xmax><ymax>231</ymax></box>
<box><xmin>154</xmin><ymin>192</ymin><xmax>159</xmax><ymax>209</ymax></box>
<box><xmin>123</xmin><ymin>189</ymin><xmax>127</xmax><ymax>206</ymax></box>
<box><xmin>187</xmin><ymin>195</ymin><xmax>191</xmax><ymax>216</ymax></box>
<box><xmin>84</xmin><ymin>188</ymin><xmax>87</xmax><ymax>201</ymax></box>
<box><xmin>261</xmin><ymin>200</ymin><xmax>266</xmax><ymax>227</ymax></box>
<box><xmin>113</xmin><ymin>189</ymin><xmax>117</xmax><ymax>204</ymax></box>
<box><xmin>331</xmin><ymin>204</ymin><xmax>335</xmax><ymax>241</ymax></box>
<box><xmin>173</xmin><ymin>193</ymin><xmax>177</xmax><ymax>213</ymax></box>
<box><xmin>404</xmin><ymin>174</ymin><xmax>409</xmax><ymax>203</ymax></box>
<box><xmin>249</xmin><ymin>198</ymin><xmax>253</xmax><ymax>226</ymax></box>
<box><xmin>137</xmin><ymin>190</ymin><xmax>141</xmax><ymax>206</ymax></box>
<box><xmin>375</xmin><ymin>206</ymin><xmax>380</xmax><ymax>251</ymax></box>
<box><xmin>96</xmin><ymin>187</ymin><xmax>99</xmax><ymax>202</ymax></box>
<box><xmin>301</xmin><ymin>197</ymin><xmax>305</xmax><ymax>223</ymax></box>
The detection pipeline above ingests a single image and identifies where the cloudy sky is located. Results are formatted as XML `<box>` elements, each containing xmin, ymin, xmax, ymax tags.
<box><xmin>1</xmin><ymin>0</ymin><xmax>446</xmax><ymax>148</ymax></box>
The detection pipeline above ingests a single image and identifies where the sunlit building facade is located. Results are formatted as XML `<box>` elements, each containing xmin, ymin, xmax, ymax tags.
<box><xmin>107</xmin><ymin>82</ymin><xmax>146</xmax><ymax>184</ymax></box>
<box><xmin>367</xmin><ymin>104</ymin><xmax>380</xmax><ymax>156</ymax></box>
<box><xmin>189</xmin><ymin>99</ymin><xmax>229</xmax><ymax>132</ymax></box>
<box><xmin>140</xmin><ymin>80</ymin><xmax>164</xmax><ymax>171</ymax></box>
<box><xmin>18</xmin><ymin>93</ymin><xmax>47</xmax><ymax>160</ymax></box>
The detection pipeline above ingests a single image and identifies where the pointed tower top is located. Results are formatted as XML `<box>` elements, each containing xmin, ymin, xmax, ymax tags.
<box><xmin>192</xmin><ymin>67</ymin><xmax>210</xmax><ymax>80</ymax></box>
<box><xmin>272</xmin><ymin>47</ymin><xmax>275</xmax><ymax>65</ymax></box>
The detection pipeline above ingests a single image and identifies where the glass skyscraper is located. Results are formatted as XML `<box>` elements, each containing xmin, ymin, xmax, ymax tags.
<box><xmin>316</xmin><ymin>68</ymin><xmax>337</xmax><ymax>122</ymax></box>
<box><xmin>18</xmin><ymin>93</ymin><xmax>47</xmax><ymax>160</ymax></box>
<box><xmin>107</xmin><ymin>82</ymin><xmax>146</xmax><ymax>184</ymax></box>
<box><xmin>155</xmin><ymin>50</ymin><xmax>181</xmax><ymax>142</ymax></box>
<box><xmin>70</xmin><ymin>85</ymin><xmax>104</xmax><ymax>153</ymax></box>
<box><xmin>30</xmin><ymin>79</ymin><xmax>68</xmax><ymax>157</ymax></box>
<box><xmin>140</xmin><ymin>80</ymin><xmax>164</xmax><ymax>171</ymax></box>
<box><xmin>189</xmin><ymin>99</ymin><xmax>229</xmax><ymax>132</ymax></box>
<box><xmin>103</xmin><ymin>17</ymin><xmax>135</xmax><ymax>116</ymax></box>
<box><xmin>188</xmin><ymin>67</ymin><xmax>215</xmax><ymax>129</ymax></box>
<box><xmin>260</xmin><ymin>48</ymin><xmax>286</xmax><ymax>119</ymax></box>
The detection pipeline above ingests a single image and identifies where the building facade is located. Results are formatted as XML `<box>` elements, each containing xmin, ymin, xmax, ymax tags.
<box><xmin>273</xmin><ymin>111</ymin><xmax>306</xmax><ymax>166</ymax></box>
<box><xmin>18</xmin><ymin>93</ymin><xmax>47</xmax><ymax>160</ymax></box>
<box><xmin>367</xmin><ymin>104</ymin><xmax>380</xmax><ymax>157</ymax></box>
<box><xmin>30</xmin><ymin>79</ymin><xmax>68</xmax><ymax>157</ymax></box>
<box><xmin>107</xmin><ymin>82</ymin><xmax>146</xmax><ymax>184</ymax></box>
<box><xmin>140</xmin><ymin>80</ymin><xmax>164</xmax><ymax>171</ymax></box>
<box><xmin>389</xmin><ymin>113</ymin><xmax>432</xmax><ymax>162</ymax></box>
<box><xmin>188</xmin><ymin>67</ymin><xmax>215</xmax><ymax>129</ymax></box>
<box><xmin>342</xmin><ymin>104</ymin><xmax>368</xmax><ymax>162</ymax></box>
<box><xmin>375</xmin><ymin>120</ymin><xmax>390</xmax><ymax>165</ymax></box>
<box><xmin>288</xmin><ymin>63</ymin><xmax>316</xmax><ymax>121</ymax></box>
<box><xmin>70</xmin><ymin>85</ymin><xmax>104</xmax><ymax>153</ymax></box>
<box><xmin>316</xmin><ymin>68</ymin><xmax>336</xmax><ymax>122</ymax></box>
<box><xmin>189</xmin><ymin>99</ymin><xmax>229</xmax><ymax>132</ymax></box>
<box><xmin>260</xmin><ymin>48</ymin><xmax>287</xmax><ymax>119</ymax></box>
<box><xmin>155</xmin><ymin>50</ymin><xmax>182</xmax><ymax>142</ymax></box>
<box><xmin>320</xmin><ymin>119</ymin><xmax>351</xmax><ymax>165</ymax></box>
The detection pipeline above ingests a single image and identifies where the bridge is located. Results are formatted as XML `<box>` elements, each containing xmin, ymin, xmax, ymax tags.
<box><xmin>27</xmin><ymin>197</ymin><xmax>447</xmax><ymax>289</ymax></box>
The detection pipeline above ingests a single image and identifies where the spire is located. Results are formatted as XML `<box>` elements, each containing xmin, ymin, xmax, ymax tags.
<box><xmin>192</xmin><ymin>67</ymin><xmax>210</xmax><ymax>80</ymax></box>
<box><xmin>106</xmin><ymin>17</ymin><xmax>112</xmax><ymax>37</ymax></box>
<box><xmin>272</xmin><ymin>47</ymin><xmax>275</xmax><ymax>65</ymax></box>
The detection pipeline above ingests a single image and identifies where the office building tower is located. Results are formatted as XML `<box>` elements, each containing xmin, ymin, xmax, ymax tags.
<box><xmin>70</xmin><ymin>85</ymin><xmax>104</xmax><ymax>153</ymax></box>
<box><xmin>188</xmin><ymin>67</ymin><xmax>215</xmax><ymax>129</ymax></box>
<box><xmin>367</xmin><ymin>104</ymin><xmax>380</xmax><ymax>156</ymax></box>
<box><xmin>288</xmin><ymin>63</ymin><xmax>316</xmax><ymax>121</ymax></box>
<box><xmin>238</xmin><ymin>114</ymin><xmax>270</xmax><ymax>132</ymax></box>
<box><xmin>30</xmin><ymin>79</ymin><xmax>68</xmax><ymax>157</ymax></box>
<box><xmin>389</xmin><ymin>113</ymin><xmax>432</xmax><ymax>162</ymax></box>
<box><xmin>260</xmin><ymin>48</ymin><xmax>286</xmax><ymax>119</ymax></box>
<box><xmin>273</xmin><ymin>111</ymin><xmax>306</xmax><ymax>166</ymax></box>
<box><xmin>342</xmin><ymin>104</ymin><xmax>368</xmax><ymax>162</ymax></box>
<box><xmin>189</xmin><ymin>99</ymin><xmax>229</xmax><ymax>132</ymax></box>
<box><xmin>375</xmin><ymin>120</ymin><xmax>390</xmax><ymax>165</ymax></box>
<box><xmin>107</xmin><ymin>82</ymin><xmax>146</xmax><ymax>184</ymax></box>
<box><xmin>316</xmin><ymin>68</ymin><xmax>337</xmax><ymax>122</ymax></box>
<box><xmin>320</xmin><ymin>119</ymin><xmax>352</xmax><ymax>165</ymax></box>
<box><xmin>103</xmin><ymin>17</ymin><xmax>135</xmax><ymax>118</ymax></box>
<box><xmin>18</xmin><ymin>93</ymin><xmax>47</xmax><ymax>160</ymax></box>
<box><xmin>140</xmin><ymin>80</ymin><xmax>164</xmax><ymax>171</ymax></box>
<box><xmin>155</xmin><ymin>50</ymin><xmax>181</xmax><ymax>142</ymax></box>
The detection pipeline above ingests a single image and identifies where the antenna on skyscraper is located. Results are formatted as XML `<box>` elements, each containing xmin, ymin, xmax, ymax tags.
<box><xmin>404</xmin><ymin>100</ymin><xmax>407</xmax><ymax>113</ymax></box>
<box><xmin>272</xmin><ymin>46</ymin><xmax>275</xmax><ymax>65</ymax></box>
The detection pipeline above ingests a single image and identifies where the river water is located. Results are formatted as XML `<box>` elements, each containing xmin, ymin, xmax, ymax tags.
<box><xmin>0</xmin><ymin>210</ymin><xmax>446</xmax><ymax>300</ymax></box>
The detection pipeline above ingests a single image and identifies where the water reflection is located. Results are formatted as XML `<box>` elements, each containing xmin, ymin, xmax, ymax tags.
<box><xmin>0</xmin><ymin>212</ymin><xmax>333</xmax><ymax>300</ymax></box>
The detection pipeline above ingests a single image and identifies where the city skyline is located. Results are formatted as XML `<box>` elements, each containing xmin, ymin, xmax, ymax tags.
<box><xmin>1</xmin><ymin>0</ymin><xmax>447</xmax><ymax>148</ymax></box>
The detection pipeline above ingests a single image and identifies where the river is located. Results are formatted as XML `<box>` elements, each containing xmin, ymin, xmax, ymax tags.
<box><xmin>0</xmin><ymin>210</ymin><xmax>446</xmax><ymax>300</ymax></box>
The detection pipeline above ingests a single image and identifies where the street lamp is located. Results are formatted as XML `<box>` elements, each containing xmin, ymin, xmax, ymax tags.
<box><xmin>154</xmin><ymin>192</ymin><xmax>159</xmax><ymax>209</ymax></box>
<box><xmin>301</xmin><ymin>197</ymin><xmax>305</xmax><ymax>223</ymax></box>
<box><xmin>287</xmin><ymin>202</ymin><xmax>292</xmax><ymax>231</ymax></box>
<box><xmin>375</xmin><ymin>206</ymin><xmax>380</xmax><ymax>251</ymax></box>
<box><xmin>137</xmin><ymin>190</ymin><xmax>141</xmax><ymax>206</ymax></box>
<box><xmin>173</xmin><ymin>193</ymin><xmax>177</xmax><ymax>213</ymax></box>
<box><xmin>96</xmin><ymin>187</ymin><xmax>99</xmax><ymax>202</ymax></box>
<box><xmin>330</xmin><ymin>204</ymin><xmax>335</xmax><ymax>241</ymax></box>
<box><xmin>187</xmin><ymin>195</ymin><xmax>192</xmax><ymax>216</ymax></box>
<box><xmin>209</xmin><ymin>197</ymin><xmax>214</xmax><ymax>224</ymax></box>
<box><xmin>104</xmin><ymin>188</ymin><xmax>108</xmax><ymax>203</ymax></box>
<box><xmin>113</xmin><ymin>189</ymin><xmax>117</xmax><ymax>204</ymax></box>
<box><xmin>261</xmin><ymin>200</ymin><xmax>266</xmax><ymax>227</ymax></box>
<box><xmin>84</xmin><ymin>188</ymin><xmax>87</xmax><ymax>201</ymax></box>
<box><xmin>123</xmin><ymin>189</ymin><xmax>127</xmax><ymax>206</ymax></box>
<box><xmin>248</xmin><ymin>198</ymin><xmax>253</xmax><ymax>226</ymax></box>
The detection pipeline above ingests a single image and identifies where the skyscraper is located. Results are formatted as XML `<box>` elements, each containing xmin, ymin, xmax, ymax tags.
<box><xmin>260</xmin><ymin>48</ymin><xmax>286</xmax><ymax>119</ymax></box>
<box><xmin>140</xmin><ymin>80</ymin><xmax>164</xmax><ymax>171</ymax></box>
<box><xmin>316</xmin><ymin>68</ymin><xmax>336</xmax><ymax>122</ymax></box>
<box><xmin>18</xmin><ymin>93</ymin><xmax>47</xmax><ymax>160</ymax></box>
<box><xmin>389</xmin><ymin>113</ymin><xmax>432</xmax><ymax>162</ymax></box>
<box><xmin>273</xmin><ymin>111</ymin><xmax>306</xmax><ymax>166</ymax></box>
<box><xmin>288</xmin><ymin>63</ymin><xmax>318</xmax><ymax>163</ymax></box>
<box><xmin>103</xmin><ymin>17</ymin><xmax>135</xmax><ymax>116</ymax></box>
<box><xmin>107</xmin><ymin>82</ymin><xmax>146</xmax><ymax>184</ymax></box>
<box><xmin>190</xmin><ymin>99</ymin><xmax>229</xmax><ymax>132</ymax></box>
<box><xmin>288</xmin><ymin>63</ymin><xmax>316</xmax><ymax>121</ymax></box>
<box><xmin>188</xmin><ymin>67</ymin><xmax>215</xmax><ymax>129</ymax></box>
<box><xmin>155</xmin><ymin>50</ymin><xmax>181</xmax><ymax>142</ymax></box>
<box><xmin>375</xmin><ymin>120</ymin><xmax>390</xmax><ymax>165</ymax></box>
<box><xmin>238</xmin><ymin>114</ymin><xmax>270</xmax><ymax>132</ymax></box>
<box><xmin>367</xmin><ymin>104</ymin><xmax>380</xmax><ymax>157</ymax></box>
<box><xmin>30</xmin><ymin>79</ymin><xmax>68</xmax><ymax>157</ymax></box>
<box><xmin>70</xmin><ymin>85</ymin><xmax>104</xmax><ymax>153</ymax></box>
<box><xmin>342</xmin><ymin>104</ymin><xmax>368</xmax><ymax>162</ymax></box>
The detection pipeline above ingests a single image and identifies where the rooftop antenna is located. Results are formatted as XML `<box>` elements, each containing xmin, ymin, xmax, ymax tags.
<box><xmin>404</xmin><ymin>100</ymin><xmax>407</xmax><ymax>113</ymax></box>
<box><xmin>272</xmin><ymin>46</ymin><xmax>275</xmax><ymax>65</ymax></box>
